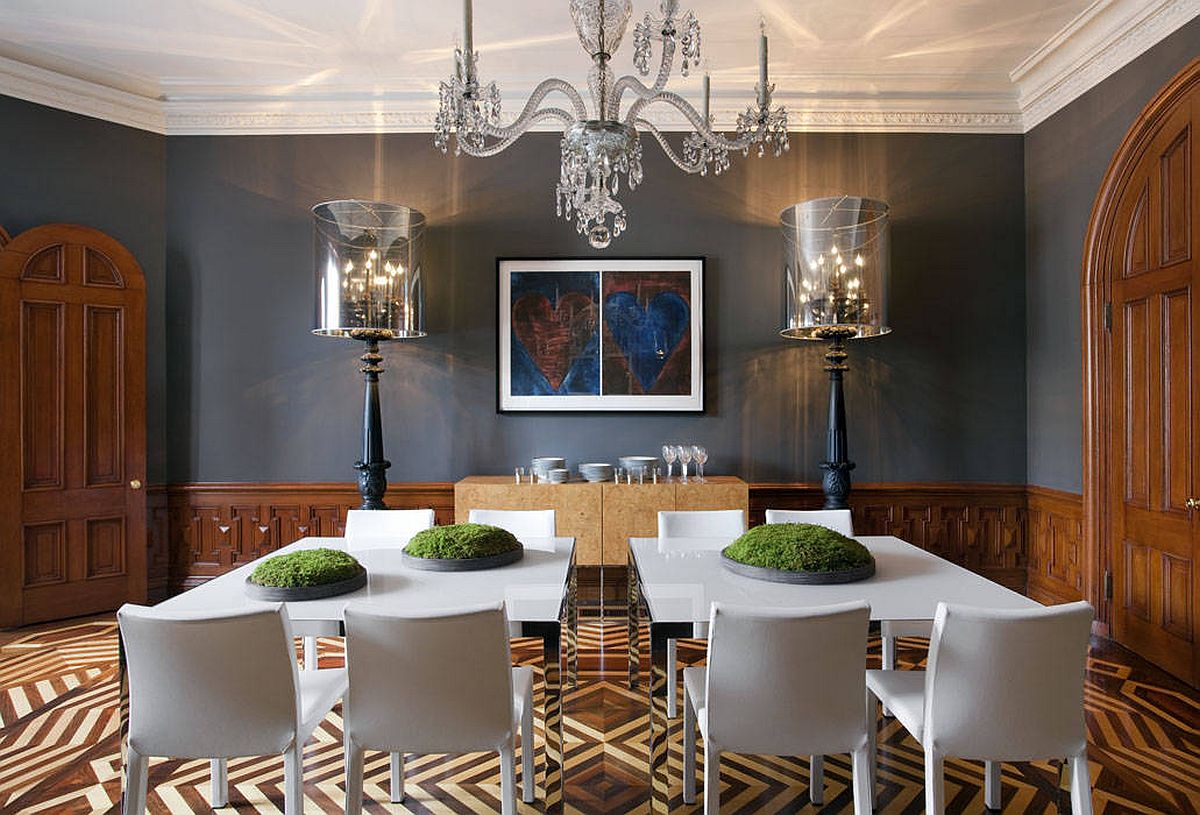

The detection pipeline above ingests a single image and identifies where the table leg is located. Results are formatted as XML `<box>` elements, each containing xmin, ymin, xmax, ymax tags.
<box><xmin>649</xmin><ymin>622</ymin><xmax>688</xmax><ymax>815</ymax></box>
<box><xmin>541</xmin><ymin>623</ymin><xmax>564</xmax><ymax>814</ymax></box>
<box><xmin>628</xmin><ymin>556</ymin><xmax>640</xmax><ymax>689</ymax></box>
<box><xmin>118</xmin><ymin>628</ymin><xmax>129</xmax><ymax>809</ymax></box>
<box><xmin>566</xmin><ymin>565</ymin><xmax>578</xmax><ymax>687</ymax></box>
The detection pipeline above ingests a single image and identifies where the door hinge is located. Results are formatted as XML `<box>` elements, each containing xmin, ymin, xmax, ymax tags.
<box><xmin>1103</xmin><ymin>302</ymin><xmax>1112</xmax><ymax>331</ymax></box>
<box><xmin>1103</xmin><ymin>570</ymin><xmax>1114</xmax><ymax>601</ymax></box>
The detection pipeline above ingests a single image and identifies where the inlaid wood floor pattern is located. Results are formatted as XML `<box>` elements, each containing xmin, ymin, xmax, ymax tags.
<box><xmin>0</xmin><ymin>616</ymin><xmax>1197</xmax><ymax>813</ymax></box>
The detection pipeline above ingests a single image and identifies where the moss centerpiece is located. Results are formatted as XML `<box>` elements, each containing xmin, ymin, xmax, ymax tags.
<box><xmin>402</xmin><ymin>523</ymin><xmax>524</xmax><ymax>571</ymax></box>
<box><xmin>721</xmin><ymin>523</ymin><xmax>875</xmax><ymax>584</ymax></box>
<box><xmin>245</xmin><ymin>548</ymin><xmax>367</xmax><ymax>600</ymax></box>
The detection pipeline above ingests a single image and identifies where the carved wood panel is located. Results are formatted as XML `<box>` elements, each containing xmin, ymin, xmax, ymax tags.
<box><xmin>1027</xmin><ymin>486</ymin><xmax>1084</xmax><ymax>606</ymax></box>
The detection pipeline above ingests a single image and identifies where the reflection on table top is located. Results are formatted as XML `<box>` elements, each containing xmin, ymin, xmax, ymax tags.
<box><xmin>156</xmin><ymin>536</ymin><xmax>576</xmax><ymax>624</ymax></box>
<box><xmin>630</xmin><ymin>535</ymin><xmax>1038</xmax><ymax>624</ymax></box>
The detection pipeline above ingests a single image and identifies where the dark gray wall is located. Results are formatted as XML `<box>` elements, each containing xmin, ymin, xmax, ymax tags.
<box><xmin>1025</xmin><ymin>17</ymin><xmax>1200</xmax><ymax>493</ymax></box>
<box><xmin>0</xmin><ymin>96</ymin><xmax>168</xmax><ymax>482</ymax></box>
<box><xmin>166</xmin><ymin>131</ymin><xmax>1026</xmax><ymax>484</ymax></box>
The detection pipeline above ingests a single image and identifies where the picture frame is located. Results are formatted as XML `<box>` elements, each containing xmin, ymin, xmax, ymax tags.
<box><xmin>498</xmin><ymin>257</ymin><xmax>704</xmax><ymax>413</ymax></box>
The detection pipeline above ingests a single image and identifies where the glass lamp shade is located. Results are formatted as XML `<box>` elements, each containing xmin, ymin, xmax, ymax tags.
<box><xmin>313</xmin><ymin>200</ymin><xmax>426</xmax><ymax>340</ymax></box>
<box><xmin>781</xmin><ymin>196</ymin><xmax>891</xmax><ymax>340</ymax></box>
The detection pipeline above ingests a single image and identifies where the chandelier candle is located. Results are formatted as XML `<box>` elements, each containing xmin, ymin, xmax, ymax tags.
<box><xmin>435</xmin><ymin>0</ymin><xmax>789</xmax><ymax>248</ymax></box>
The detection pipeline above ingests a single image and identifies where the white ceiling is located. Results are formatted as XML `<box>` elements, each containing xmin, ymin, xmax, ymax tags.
<box><xmin>0</xmin><ymin>0</ymin><xmax>1195</xmax><ymax>134</ymax></box>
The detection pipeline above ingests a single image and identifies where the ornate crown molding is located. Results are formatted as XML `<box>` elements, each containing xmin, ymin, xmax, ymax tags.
<box><xmin>1</xmin><ymin>1</ymin><xmax>1196</xmax><ymax>137</ymax></box>
<box><xmin>1013</xmin><ymin>0</ymin><xmax>1200</xmax><ymax>130</ymax></box>
<box><xmin>0</xmin><ymin>56</ymin><xmax>164</xmax><ymax>133</ymax></box>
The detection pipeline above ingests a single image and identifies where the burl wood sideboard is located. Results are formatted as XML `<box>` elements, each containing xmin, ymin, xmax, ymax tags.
<box><xmin>454</xmin><ymin>476</ymin><xmax>749</xmax><ymax>566</ymax></box>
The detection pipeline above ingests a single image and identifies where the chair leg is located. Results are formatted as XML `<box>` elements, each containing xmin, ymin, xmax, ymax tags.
<box><xmin>123</xmin><ymin>746</ymin><xmax>149</xmax><ymax>815</ymax></box>
<box><xmin>344</xmin><ymin>743</ymin><xmax>365</xmax><ymax>815</ymax></box>
<box><xmin>303</xmin><ymin>636</ymin><xmax>318</xmax><ymax>671</ymax></box>
<box><xmin>499</xmin><ymin>741</ymin><xmax>517</xmax><ymax>815</ymax></box>
<box><xmin>283</xmin><ymin>742</ymin><xmax>304</xmax><ymax>815</ymax></box>
<box><xmin>389</xmin><ymin>752</ymin><xmax>405</xmax><ymax>803</ymax></box>
<box><xmin>924</xmin><ymin>747</ymin><xmax>944</xmax><ymax>815</ymax></box>
<box><xmin>985</xmin><ymin>760</ymin><xmax>1002</xmax><ymax>809</ymax></box>
<box><xmin>703</xmin><ymin>746</ymin><xmax>720</xmax><ymax>815</ymax></box>
<box><xmin>667</xmin><ymin>639</ymin><xmax>678</xmax><ymax>718</ymax></box>
<box><xmin>809</xmin><ymin>755</ymin><xmax>824</xmax><ymax>805</ymax></box>
<box><xmin>210</xmin><ymin>758</ymin><xmax>228</xmax><ymax>807</ymax></box>
<box><xmin>521</xmin><ymin>698</ymin><xmax>536</xmax><ymax>803</ymax></box>
<box><xmin>1069</xmin><ymin>748</ymin><xmax>1093</xmax><ymax>815</ymax></box>
<box><xmin>683</xmin><ymin>689</ymin><xmax>697</xmax><ymax>804</ymax></box>
<box><xmin>850</xmin><ymin>746</ymin><xmax>872</xmax><ymax>815</ymax></box>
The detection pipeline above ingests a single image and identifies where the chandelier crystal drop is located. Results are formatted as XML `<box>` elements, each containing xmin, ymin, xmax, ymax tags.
<box><xmin>435</xmin><ymin>0</ymin><xmax>789</xmax><ymax>248</ymax></box>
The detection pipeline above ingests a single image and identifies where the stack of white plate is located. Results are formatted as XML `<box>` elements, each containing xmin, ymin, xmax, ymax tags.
<box><xmin>579</xmin><ymin>462</ymin><xmax>614</xmax><ymax>482</ymax></box>
<box><xmin>545</xmin><ymin>468</ymin><xmax>570</xmax><ymax>484</ymax></box>
<box><xmin>618</xmin><ymin>455</ymin><xmax>658</xmax><ymax>475</ymax></box>
<box><xmin>531</xmin><ymin>456</ymin><xmax>566</xmax><ymax>480</ymax></box>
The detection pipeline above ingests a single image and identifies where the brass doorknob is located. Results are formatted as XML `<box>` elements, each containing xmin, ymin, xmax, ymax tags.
<box><xmin>1187</xmin><ymin>497</ymin><xmax>1200</xmax><ymax>509</ymax></box>
<box><xmin>129</xmin><ymin>479</ymin><xmax>143</xmax><ymax>490</ymax></box>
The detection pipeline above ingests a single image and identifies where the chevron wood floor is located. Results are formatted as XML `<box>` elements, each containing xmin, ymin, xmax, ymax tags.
<box><xmin>0</xmin><ymin>615</ymin><xmax>1197</xmax><ymax>814</ymax></box>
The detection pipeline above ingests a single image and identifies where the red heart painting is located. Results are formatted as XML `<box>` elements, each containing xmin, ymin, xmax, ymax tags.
<box><xmin>512</xmin><ymin>292</ymin><xmax>597</xmax><ymax>391</ymax></box>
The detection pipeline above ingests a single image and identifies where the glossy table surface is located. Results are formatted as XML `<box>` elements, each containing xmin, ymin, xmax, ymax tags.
<box><xmin>156</xmin><ymin>536</ymin><xmax>576</xmax><ymax>623</ymax></box>
<box><xmin>631</xmin><ymin>535</ymin><xmax>1040</xmax><ymax>623</ymax></box>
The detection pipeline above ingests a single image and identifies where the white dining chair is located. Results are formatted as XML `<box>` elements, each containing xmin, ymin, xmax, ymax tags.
<box><xmin>344</xmin><ymin>508</ymin><xmax>436</xmax><ymax>549</ymax></box>
<box><xmin>468</xmin><ymin>508</ymin><xmax>556</xmax><ymax>550</ymax></box>
<box><xmin>657</xmin><ymin>509</ymin><xmax>747</xmax><ymax>718</ymax></box>
<box><xmin>763</xmin><ymin>508</ymin><xmax>932</xmax><ymax>708</ymax></box>
<box><xmin>118</xmin><ymin>604</ymin><xmax>346</xmax><ymax>815</ymax></box>
<box><xmin>763</xmin><ymin>508</ymin><xmax>853</xmax><ymax>535</ymax></box>
<box><xmin>682</xmin><ymin>601</ymin><xmax>874</xmax><ymax>814</ymax></box>
<box><xmin>292</xmin><ymin>508</ymin><xmax>441</xmax><ymax>672</ymax></box>
<box><xmin>342</xmin><ymin>602</ymin><xmax>536</xmax><ymax>813</ymax></box>
<box><xmin>866</xmin><ymin>601</ymin><xmax>1094</xmax><ymax>814</ymax></box>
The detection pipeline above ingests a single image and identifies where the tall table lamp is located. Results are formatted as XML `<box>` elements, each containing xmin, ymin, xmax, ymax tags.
<box><xmin>781</xmin><ymin>196</ymin><xmax>890</xmax><ymax>509</ymax></box>
<box><xmin>312</xmin><ymin>200</ymin><xmax>426</xmax><ymax>510</ymax></box>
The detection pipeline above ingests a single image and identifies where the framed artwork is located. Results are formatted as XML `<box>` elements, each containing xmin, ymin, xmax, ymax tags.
<box><xmin>498</xmin><ymin>258</ymin><xmax>704</xmax><ymax>412</ymax></box>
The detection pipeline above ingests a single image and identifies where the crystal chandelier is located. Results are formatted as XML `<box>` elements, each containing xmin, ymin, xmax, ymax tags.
<box><xmin>435</xmin><ymin>0</ymin><xmax>789</xmax><ymax>248</ymax></box>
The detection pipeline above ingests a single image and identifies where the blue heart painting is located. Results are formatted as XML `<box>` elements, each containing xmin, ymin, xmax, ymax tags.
<box><xmin>603</xmin><ymin>290</ymin><xmax>690</xmax><ymax>393</ymax></box>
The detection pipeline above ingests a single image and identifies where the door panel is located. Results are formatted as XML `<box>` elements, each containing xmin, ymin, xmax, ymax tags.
<box><xmin>0</xmin><ymin>225</ymin><xmax>146</xmax><ymax>626</ymax></box>
<box><xmin>1106</xmin><ymin>99</ymin><xmax>1199</xmax><ymax>685</ymax></box>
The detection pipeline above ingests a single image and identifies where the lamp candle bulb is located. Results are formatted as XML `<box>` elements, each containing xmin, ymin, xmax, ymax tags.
<box><xmin>702</xmin><ymin>73</ymin><xmax>710</xmax><ymax>123</ymax></box>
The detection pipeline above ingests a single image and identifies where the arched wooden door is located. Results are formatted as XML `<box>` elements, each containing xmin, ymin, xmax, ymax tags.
<box><xmin>1084</xmin><ymin>59</ymin><xmax>1200</xmax><ymax>686</ymax></box>
<box><xmin>0</xmin><ymin>224</ymin><xmax>146</xmax><ymax>626</ymax></box>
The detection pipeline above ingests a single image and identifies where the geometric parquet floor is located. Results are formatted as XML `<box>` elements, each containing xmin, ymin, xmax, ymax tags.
<box><xmin>0</xmin><ymin>616</ymin><xmax>1198</xmax><ymax>814</ymax></box>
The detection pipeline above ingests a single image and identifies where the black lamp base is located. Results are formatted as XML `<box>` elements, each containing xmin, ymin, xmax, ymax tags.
<box><xmin>356</xmin><ymin>340</ymin><xmax>389</xmax><ymax>510</ymax></box>
<box><xmin>819</xmin><ymin>331</ymin><xmax>856</xmax><ymax>511</ymax></box>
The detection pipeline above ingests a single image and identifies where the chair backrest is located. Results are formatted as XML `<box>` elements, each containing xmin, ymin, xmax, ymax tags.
<box><xmin>467</xmin><ymin>509</ymin><xmax>556</xmax><ymax>540</ymax></box>
<box><xmin>657</xmin><ymin>510</ymin><xmax>746</xmax><ymax>541</ymax></box>
<box><xmin>344</xmin><ymin>508</ymin><xmax>435</xmax><ymax>549</ymax></box>
<box><xmin>924</xmin><ymin>601</ymin><xmax>1093</xmax><ymax>760</ymax></box>
<box><xmin>118</xmin><ymin>604</ymin><xmax>299</xmax><ymax>759</ymax></box>
<box><xmin>764</xmin><ymin>508</ymin><xmax>853</xmax><ymax>536</ymax></box>
<box><xmin>343</xmin><ymin>603</ymin><xmax>515</xmax><ymax>754</ymax></box>
<box><xmin>705</xmin><ymin>601</ymin><xmax>870</xmax><ymax>756</ymax></box>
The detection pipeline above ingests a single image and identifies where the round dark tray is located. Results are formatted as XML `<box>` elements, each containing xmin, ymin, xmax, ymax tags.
<box><xmin>245</xmin><ymin>566</ymin><xmax>367</xmax><ymax>601</ymax></box>
<box><xmin>720</xmin><ymin>549</ymin><xmax>876</xmax><ymax>584</ymax></box>
<box><xmin>401</xmin><ymin>547</ymin><xmax>524</xmax><ymax>572</ymax></box>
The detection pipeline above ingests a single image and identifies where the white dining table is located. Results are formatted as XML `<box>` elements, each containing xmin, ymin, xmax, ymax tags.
<box><xmin>627</xmin><ymin>534</ymin><xmax>1040</xmax><ymax>814</ymax></box>
<box><xmin>126</xmin><ymin>535</ymin><xmax>578</xmax><ymax>813</ymax></box>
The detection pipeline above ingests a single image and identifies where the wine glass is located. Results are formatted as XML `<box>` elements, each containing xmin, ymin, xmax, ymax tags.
<box><xmin>676</xmin><ymin>444</ymin><xmax>693</xmax><ymax>482</ymax></box>
<box><xmin>662</xmin><ymin>444</ymin><xmax>677</xmax><ymax>479</ymax></box>
<box><xmin>691</xmin><ymin>445</ymin><xmax>708</xmax><ymax>480</ymax></box>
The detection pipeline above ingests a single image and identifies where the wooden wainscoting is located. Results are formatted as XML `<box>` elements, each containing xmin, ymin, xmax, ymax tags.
<box><xmin>159</xmin><ymin>483</ymin><xmax>454</xmax><ymax>594</ymax></box>
<box><xmin>1026</xmin><ymin>485</ymin><xmax>1086</xmax><ymax>606</ymax></box>
<box><xmin>154</xmin><ymin>481</ymin><xmax>1080</xmax><ymax>599</ymax></box>
<box><xmin>751</xmin><ymin>483</ymin><xmax>1028</xmax><ymax>592</ymax></box>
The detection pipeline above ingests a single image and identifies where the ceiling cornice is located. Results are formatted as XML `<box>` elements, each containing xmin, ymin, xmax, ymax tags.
<box><xmin>0</xmin><ymin>1</ymin><xmax>1195</xmax><ymax>137</ymax></box>
<box><xmin>0</xmin><ymin>55</ymin><xmax>164</xmax><ymax>134</ymax></box>
<box><xmin>1012</xmin><ymin>0</ymin><xmax>1200</xmax><ymax>130</ymax></box>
